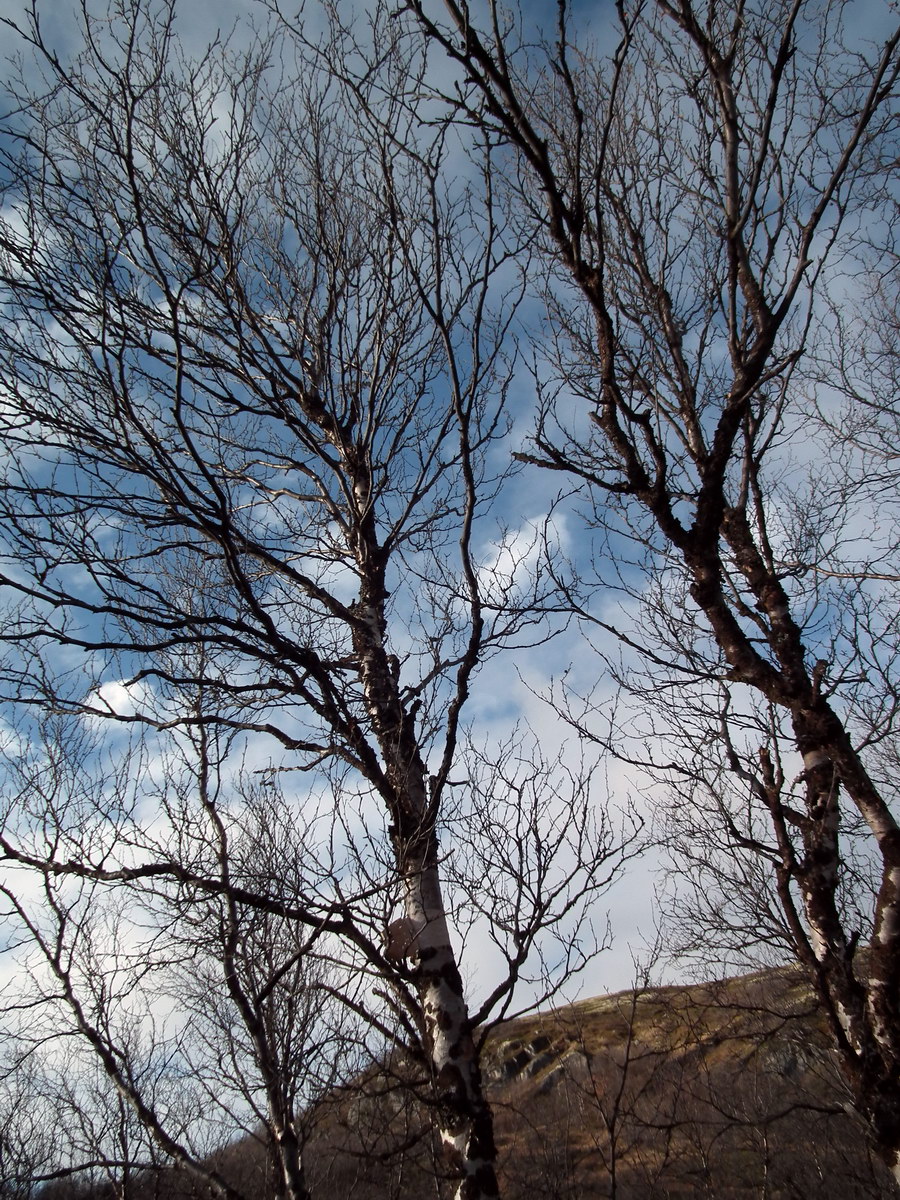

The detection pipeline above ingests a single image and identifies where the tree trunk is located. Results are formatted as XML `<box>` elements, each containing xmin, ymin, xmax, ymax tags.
<box><xmin>408</xmin><ymin>863</ymin><xmax>499</xmax><ymax>1200</ymax></box>
<box><xmin>352</xmin><ymin>561</ymin><xmax>500</xmax><ymax>1198</ymax></box>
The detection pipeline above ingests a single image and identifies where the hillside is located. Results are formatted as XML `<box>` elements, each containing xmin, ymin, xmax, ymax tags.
<box><xmin>42</xmin><ymin>963</ymin><xmax>894</xmax><ymax>1199</ymax></box>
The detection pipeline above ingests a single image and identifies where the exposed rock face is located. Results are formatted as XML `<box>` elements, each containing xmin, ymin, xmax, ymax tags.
<box><xmin>486</xmin><ymin>1035</ymin><xmax>557</xmax><ymax>1083</ymax></box>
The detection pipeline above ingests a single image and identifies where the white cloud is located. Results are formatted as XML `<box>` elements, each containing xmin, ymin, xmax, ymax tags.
<box><xmin>89</xmin><ymin>678</ymin><xmax>153</xmax><ymax>720</ymax></box>
<box><xmin>476</xmin><ymin>511</ymin><xmax>566</xmax><ymax>604</ymax></box>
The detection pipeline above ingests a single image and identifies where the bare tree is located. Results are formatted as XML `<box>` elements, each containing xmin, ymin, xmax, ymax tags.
<box><xmin>404</xmin><ymin>0</ymin><xmax>900</xmax><ymax>1184</ymax></box>
<box><xmin>0</xmin><ymin>3</ymin><xmax>633</xmax><ymax>1198</ymax></box>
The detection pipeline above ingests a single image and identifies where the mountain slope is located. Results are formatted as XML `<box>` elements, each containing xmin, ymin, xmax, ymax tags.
<box><xmin>41</xmin><ymin>962</ymin><xmax>894</xmax><ymax>1199</ymax></box>
<box><xmin>313</xmin><ymin>962</ymin><xmax>891</xmax><ymax>1198</ymax></box>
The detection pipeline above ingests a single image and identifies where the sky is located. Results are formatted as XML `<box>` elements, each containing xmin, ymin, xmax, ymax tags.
<box><xmin>1</xmin><ymin>0</ymin><xmax>899</xmax><ymax>1044</ymax></box>
<box><xmin>0</xmin><ymin>0</ymin><xmax>676</xmax><ymax>1008</ymax></box>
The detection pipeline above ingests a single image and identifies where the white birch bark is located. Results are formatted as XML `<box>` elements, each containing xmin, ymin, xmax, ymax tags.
<box><xmin>352</xmin><ymin>553</ymin><xmax>499</xmax><ymax>1198</ymax></box>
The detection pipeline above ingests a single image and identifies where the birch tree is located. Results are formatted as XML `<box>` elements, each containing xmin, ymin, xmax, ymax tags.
<box><xmin>0</xmin><ymin>4</ymin><xmax>630</xmax><ymax>1197</ymax></box>
<box><xmin>405</xmin><ymin>0</ymin><xmax>900</xmax><ymax>1184</ymax></box>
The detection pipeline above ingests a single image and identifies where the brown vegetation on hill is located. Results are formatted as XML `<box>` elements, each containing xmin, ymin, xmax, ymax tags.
<box><xmin>33</xmin><ymin>962</ymin><xmax>893</xmax><ymax>1200</ymax></box>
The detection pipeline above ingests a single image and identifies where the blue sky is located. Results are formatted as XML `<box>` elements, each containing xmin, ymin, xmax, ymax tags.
<box><xmin>1</xmin><ymin>0</ymin><xmax>899</xmax><ymax>1014</ymax></box>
